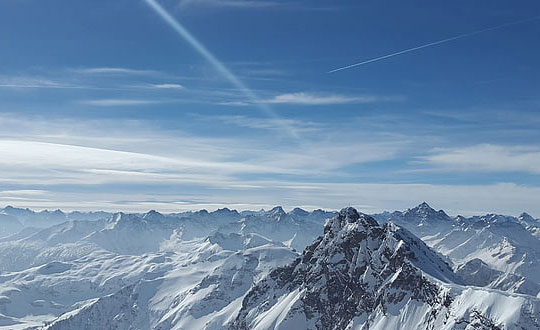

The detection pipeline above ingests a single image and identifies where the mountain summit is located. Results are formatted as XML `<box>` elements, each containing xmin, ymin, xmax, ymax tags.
<box><xmin>231</xmin><ymin>207</ymin><xmax>540</xmax><ymax>330</ymax></box>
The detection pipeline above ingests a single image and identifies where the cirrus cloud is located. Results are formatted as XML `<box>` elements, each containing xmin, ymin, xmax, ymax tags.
<box><xmin>262</xmin><ymin>92</ymin><xmax>398</xmax><ymax>105</ymax></box>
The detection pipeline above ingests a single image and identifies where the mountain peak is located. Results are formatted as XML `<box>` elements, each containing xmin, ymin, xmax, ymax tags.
<box><xmin>401</xmin><ymin>202</ymin><xmax>451</xmax><ymax>223</ymax></box>
<box><xmin>233</xmin><ymin>207</ymin><xmax>457</xmax><ymax>329</ymax></box>
<box><xmin>325</xmin><ymin>207</ymin><xmax>378</xmax><ymax>234</ymax></box>
<box><xmin>290</xmin><ymin>207</ymin><xmax>309</xmax><ymax>217</ymax></box>
<box><xmin>338</xmin><ymin>206</ymin><xmax>360</xmax><ymax>223</ymax></box>
<box><xmin>413</xmin><ymin>201</ymin><xmax>436</xmax><ymax>213</ymax></box>
<box><xmin>519</xmin><ymin>212</ymin><xmax>536</xmax><ymax>223</ymax></box>
<box><xmin>142</xmin><ymin>210</ymin><xmax>164</xmax><ymax>220</ymax></box>
<box><xmin>418</xmin><ymin>201</ymin><xmax>431</xmax><ymax>208</ymax></box>
<box><xmin>267</xmin><ymin>206</ymin><xmax>286</xmax><ymax>218</ymax></box>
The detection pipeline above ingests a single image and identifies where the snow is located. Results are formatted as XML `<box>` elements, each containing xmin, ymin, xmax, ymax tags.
<box><xmin>1</xmin><ymin>204</ymin><xmax>539</xmax><ymax>329</ymax></box>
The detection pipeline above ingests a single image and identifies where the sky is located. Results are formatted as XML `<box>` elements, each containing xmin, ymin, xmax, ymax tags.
<box><xmin>0</xmin><ymin>0</ymin><xmax>539</xmax><ymax>216</ymax></box>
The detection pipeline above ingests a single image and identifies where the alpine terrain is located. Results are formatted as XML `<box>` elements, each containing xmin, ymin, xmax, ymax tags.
<box><xmin>0</xmin><ymin>205</ymin><xmax>539</xmax><ymax>329</ymax></box>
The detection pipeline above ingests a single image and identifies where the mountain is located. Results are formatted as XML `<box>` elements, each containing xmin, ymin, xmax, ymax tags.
<box><xmin>0</xmin><ymin>206</ymin><xmax>112</xmax><ymax>228</ymax></box>
<box><xmin>36</xmin><ymin>238</ymin><xmax>297</xmax><ymax>330</ymax></box>
<box><xmin>375</xmin><ymin>202</ymin><xmax>540</xmax><ymax>296</ymax></box>
<box><xmin>373</xmin><ymin>202</ymin><xmax>453</xmax><ymax>236</ymax></box>
<box><xmin>0</xmin><ymin>207</ymin><xmax>338</xmax><ymax>329</ymax></box>
<box><xmin>455</xmin><ymin>258</ymin><xmax>540</xmax><ymax>296</ymax></box>
<box><xmin>2</xmin><ymin>204</ymin><xmax>540</xmax><ymax>329</ymax></box>
<box><xmin>219</xmin><ymin>207</ymin><xmax>336</xmax><ymax>251</ymax></box>
<box><xmin>0</xmin><ymin>213</ymin><xmax>23</xmax><ymax>238</ymax></box>
<box><xmin>231</xmin><ymin>208</ymin><xmax>540</xmax><ymax>330</ymax></box>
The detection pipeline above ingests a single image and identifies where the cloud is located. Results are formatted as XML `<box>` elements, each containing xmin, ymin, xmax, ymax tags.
<box><xmin>0</xmin><ymin>76</ymin><xmax>85</xmax><ymax>89</ymax></box>
<box><xmin>198</xmin><ymin>115</ymin><xmax>323</xmax><ymax>132</ymax></box>
<box><xmin>76</xmin><ymin>67</ymin><xmax>160</xmax><ymax>76</ymax></box>
<box><xmin>421</xmin><ymin>144</ymin><xmax>540</xmax><ymax>174</ymax></box>
<box><xmin>216</xmin><ymin>101</ymin><xmax>251</xmax><ymax>106</ymax></box>
<box><xmin>3</xmin><ymin>115</ymin><xmax>538</xmax><ymax>216</ymax></box>
<box><xmin>150</xmin><ymin>83</ymin><xmax>184</xmax><ymax>89</ymax></box>
<box><xmin>81</xmin><ymin>99</ymin><xmax>163</xmax><ymax>106</ymax></box>
<box><xmin>262</xmin><ymin>92</ymin><xmax>392</xmax><ymax>105</ymax></box>
<box><xmin>2</xmin><ymin>181</ymin><xmax>539</xmax><ymax>217</ymax></box>
<box><xmin>0</xmin><ymin>113</ymin><xmax>408</xmax><ymax>191</ymax></box>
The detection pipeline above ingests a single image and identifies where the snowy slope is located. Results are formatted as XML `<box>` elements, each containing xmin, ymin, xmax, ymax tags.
<box><xmin>0</xmin><ymin>214</ymin><xmax>23</xmax><ymax>239</ymax></box>
<box><xmin>37</xmin><ymin>243</ymin><xmax>297</xmax><ymax>330</ymax></box>
<box><xmin>0</xmin><ymin>207</ymin><xmax>305</xmax><ymax>329</ymax></box>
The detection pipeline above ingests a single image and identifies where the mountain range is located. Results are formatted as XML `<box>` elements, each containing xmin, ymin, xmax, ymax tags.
<box><xmin>0</xmin><ymin>204</ymin><xmax>539</xmax><ymax>329</ymax></box>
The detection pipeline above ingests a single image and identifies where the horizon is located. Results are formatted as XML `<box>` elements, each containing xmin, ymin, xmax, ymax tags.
<box><xmin>1</xmin><ymin>0</ymin><xmax>540</xmax><ymax>216</ymax></box>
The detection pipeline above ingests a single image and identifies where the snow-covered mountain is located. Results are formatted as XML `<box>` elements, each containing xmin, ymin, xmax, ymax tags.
<box><xmin>0</xmin><ymin>206</ymin><xmax>111</xmax><ymax>229</ymax></box>
<box><xmin>1</xmin><ymin>204</ymin><xmax>540</xmax><ymax>329</ymax></box>
<box><xmin>219</xmin><ymin>206</ymin><xmax>336</xmax><ymax>251</ymax></box>
<box><xmin>34</xmin><ymin>237</ymin><xmax>297</xmax><ymax>330</ymax></box>
<box><xmin>232</xmin><ymin>208</ymin><xmax>540</xmax><ymax>330</ymax></box>
<box><xmin>0</xmin><ymin>206</ymin><xmax>336</xmax><ymax>329</ymax></box>
<box><xmin>0</xmin><ymin>214</ymin><xmax>23</xmax><ymax>238</ymax></box>
<box><xmin>374</xmin><ymin>202</ymin><xmax>540</xmax><ymax>297</ymax></box>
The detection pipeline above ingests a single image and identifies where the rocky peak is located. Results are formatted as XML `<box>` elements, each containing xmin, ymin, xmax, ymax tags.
<box><xmin>325</xmin><ymin>207</ymin><xmax>378</xmax><ymax>234</ymax></box>
<box><xmin>519</xmin><ymin>212</ymin><xmax>537</xmax><ymax>223</ymax></box>
<box><xmin>142</xmin><ymin>210</ymin><xmax>164</xmax><ymax>221</ymax></box>
<box><xmin>290</xmin><ymin>207</ymin><xmax>309</xmax><ymax>217</ymax></box>
<box><xmin>339</xmin><ymin>206</ymin><xmax>360</xmax><ymax>222</ymax></box>
<box><xmin>399</xmin><ymin>202</ymin><xmax>451</xmax><ymax>224</ymax></box>
<box><xmin>266</xmin><ymin>206</ymin><xmax>286</xmax><ymax>220</ymax></box>
<box><xmin>410</xmin><ymin>202</ymin><xmax>440</xmax><ymax>215</ymax></box>
<box><xmin>211</xmin><ymin>208</ymin><xmax>239</xmax><ymax>216</ymax></box>
<box><xmin>232</xmin><ymin>207</ymin><xmax>456</xmax><ymax>329</ymax></box>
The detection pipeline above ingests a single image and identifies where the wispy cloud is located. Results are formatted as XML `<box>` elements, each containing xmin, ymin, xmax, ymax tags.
<box><xmin>2</xmin><ymin>181</ymin><xmax>539</xmax><ymax>217</ymax></box>
<box><xmin>1</xmin><ymin>115</ymin><xmax>539</xmax><ymax>215</ymax></box>
<box><xmin>150</xmin><ymin>83</ymin><xmax>184</xmax><ymax>89</ymax></box>
<box><xmin>0</xmin><ymin>113</ymin><xmax>408</xmax><ymax>188</ymax></box>
<box><xmin>0</xmin><ymin>76</ymin><xmax>85</xmax><ymax>90</ymax></box>
<box><xmin>75</xmin><ymin>67</ymin><xmax>161</xmax><ymax>76</ymax></box>
<box><xmin>216</xmin><ymin>101</ymin><xmax>251</xmax><ymax>106</ymax></box>
<box><xmin>421</xmin><ymin>144</ymin><xmax>540</xmax><ymax>174</ymax></box>
<box><xmin>81</xmin><ymin>99</ymin><xmax>164</xmax><ymax>106</ymax></box>
<box><xmin>197</xmin><ymin>114</ymin><xmax>323</xmax><ymax>132</ymax></box>
<box><xmin>262</xmin><ymin>92</ymin><xmax>394</xmax><ymax>105</ymax></box>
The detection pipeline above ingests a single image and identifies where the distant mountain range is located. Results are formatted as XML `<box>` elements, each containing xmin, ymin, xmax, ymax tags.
<box><xmin>0</xmin><ymin>204</ymin><xmax>539</xmax><ymax>329</ymax></box>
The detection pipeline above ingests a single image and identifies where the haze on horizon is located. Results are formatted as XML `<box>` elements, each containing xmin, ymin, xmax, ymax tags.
<box><xmin>0</xmin><ymin>0</ymin><xmax>539</xmax><ymax>217</ymax></box>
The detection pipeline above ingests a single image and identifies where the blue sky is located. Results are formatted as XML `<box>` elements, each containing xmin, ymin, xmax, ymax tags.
<box><xmin>1</xmin><ymin>0</ymin><xmax>539</xmax><ymax>216</ymax></box>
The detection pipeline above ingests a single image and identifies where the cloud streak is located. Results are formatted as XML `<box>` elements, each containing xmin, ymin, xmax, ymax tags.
<box><xmin>143</xmin><ymin>0</ymin><xmax>299</xmax><ymax>139</ymax></box>
<box><xmin>150</xmin><ymin>83</ymin><xmax>184</xmax><ymax>89</ymax></box>
<box><xmin>421</xmin><ymin>144</ymin><xmax>540</xmax><ymax>174</ymax></box>
<box><xmin>262</xmin><ymin>92</ymin><xmax>390</xmax><ymax>105</ymax></box>
<box><xmin>75</xmin><ymin>67</ymin><xmax>161</xmax><ymax>76</ymax></box>
<box><xmin>328</xmin><ymin>15</ymin><xmax>540</xmax><ymax>73</ymax></box>
<box><xmin>81</xmin><ymin>99</ymin><xmax>164</xmax><ymax>106</ymax></box>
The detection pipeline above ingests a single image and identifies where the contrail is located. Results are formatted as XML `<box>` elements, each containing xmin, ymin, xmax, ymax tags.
<box><xmin>143</xmin><ymin>0</ymin><xmax>299</xmax><ymax>139</ymax></box>
<box><xmin>328</xmin><ymin>15</ymin><xmax>540</xmax><ymax>73</ymax></box>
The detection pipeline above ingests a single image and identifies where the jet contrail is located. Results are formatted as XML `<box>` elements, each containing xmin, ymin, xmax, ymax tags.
<box><xmin>143</xmin><ymin>0</ymin><xmax>299</xmax><ymax>139</ymax></box>
<box><xmin>328</xmin><ymin>15</ymin><xmax>540</xmax><ymax>73</ymax></box>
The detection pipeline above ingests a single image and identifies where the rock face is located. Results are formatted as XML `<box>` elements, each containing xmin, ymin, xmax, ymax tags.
<box><xmin>231</xmin><ymin>208</ymin><xmax>540</xmax><ymax>330</ymax></box>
